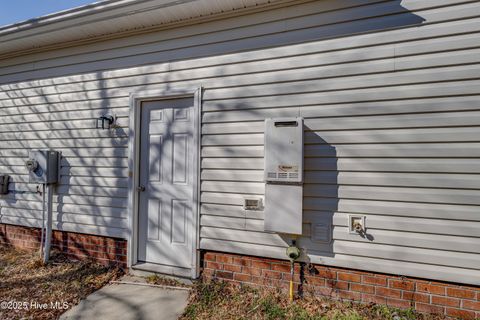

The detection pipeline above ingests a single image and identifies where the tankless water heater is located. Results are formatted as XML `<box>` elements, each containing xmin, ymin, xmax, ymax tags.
<box><xmin>264</xmin><ymin>117</ymin><xmax>304</xmax><ymax>235</ymax></box>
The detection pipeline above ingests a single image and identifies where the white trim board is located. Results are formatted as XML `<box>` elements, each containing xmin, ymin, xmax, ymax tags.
<box><xmin>127</xmin><ymin>86</ymin><xmax>202</xmax><ymax>279</ymax></box>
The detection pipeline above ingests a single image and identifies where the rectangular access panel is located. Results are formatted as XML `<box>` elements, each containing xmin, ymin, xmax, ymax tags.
<box><xmin>264</xmin><ymin>184</ymin><xmax>303</xmax><ymax>234</ymax></box>
<box><xmin>264</xmin><ymin>117</ymin><xmax>304</xmax><ymax>235</ymax></box>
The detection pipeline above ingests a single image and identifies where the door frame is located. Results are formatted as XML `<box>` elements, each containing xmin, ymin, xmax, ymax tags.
<box><xmin>127</xmin><ymin>86</ymin><xmax>202</xmax><ymax>279</ymax></box>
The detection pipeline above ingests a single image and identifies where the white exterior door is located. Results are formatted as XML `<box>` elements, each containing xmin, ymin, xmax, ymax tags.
<box><xmin>137</xmin><ymin>97</ymin><xmax>195</xmax><ymax>272</ymax></box>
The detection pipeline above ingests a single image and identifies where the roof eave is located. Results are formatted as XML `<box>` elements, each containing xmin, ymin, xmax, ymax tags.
<box><xmin>0</xmin><ymin>0</ymin><xmax>288</xmax><ymax>58</ymax></box>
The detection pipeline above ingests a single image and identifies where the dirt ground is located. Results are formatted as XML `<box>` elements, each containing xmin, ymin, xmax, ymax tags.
<box><xmin>0</xmin><ymin>246</ymin><xmax>122</xmax><ymax>320</ymax></box>
<box><xmin>181</xmin><ymin>280</ymin><xmax>446</xmax><ymax>320</ymax></box>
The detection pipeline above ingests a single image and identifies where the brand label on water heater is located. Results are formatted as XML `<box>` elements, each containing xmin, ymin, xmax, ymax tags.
<box><xmin>278</xmin><ymin>165</ymin><xmax>298</xmax><ymax>172</ymax></box>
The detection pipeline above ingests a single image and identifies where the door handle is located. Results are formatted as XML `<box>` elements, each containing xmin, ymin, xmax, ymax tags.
<box><xmin>137</xmin><ymin>185</ymin><xmax>146</xmax><ymax>192</ymax></box>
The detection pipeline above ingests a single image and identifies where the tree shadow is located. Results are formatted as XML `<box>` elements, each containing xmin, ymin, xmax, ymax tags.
<box><xmin>0</xmin><ymin>1</ymin><xmax>426</xmax><ymax>82</ymax></box>
<box><xmin>0</xmin><ymin>0</ymin><xmax>430</xmax><ymax>281</ymax></box>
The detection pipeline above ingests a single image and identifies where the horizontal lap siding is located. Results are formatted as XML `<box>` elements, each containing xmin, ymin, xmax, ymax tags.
<box><xmin>199</xmin><ymin>0</ymin><xmax>480</xmax><ymax>285</ymax></box>
<box><xmin>0</xmin><ymin>0</ymin><xmax>479</xmax><ymax>284</ymax></box>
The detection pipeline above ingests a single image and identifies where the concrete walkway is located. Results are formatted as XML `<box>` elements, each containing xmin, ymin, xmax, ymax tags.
<box><xmin>60</xmin><ymin>278</ymin><xmax>189</xmax><ymax>320</ymax></box>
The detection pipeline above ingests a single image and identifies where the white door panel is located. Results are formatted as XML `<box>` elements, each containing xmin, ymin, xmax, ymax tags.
<box><xmin>138</xmin><ymin>98</ymin><xmax>195</xmax><ymax>269</ymax></box>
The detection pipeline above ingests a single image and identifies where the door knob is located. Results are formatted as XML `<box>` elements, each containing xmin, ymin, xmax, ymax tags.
<box><xmin>137</xmin><ymin>185</ymin><xmax>145</xmax><ymax>192</ymax></box>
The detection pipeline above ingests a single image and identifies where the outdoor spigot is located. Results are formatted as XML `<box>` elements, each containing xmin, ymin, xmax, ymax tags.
<box><xmin>353</xmin><ymin>222</ymin><xmax>363</xmax><ymax>233</ymax></box>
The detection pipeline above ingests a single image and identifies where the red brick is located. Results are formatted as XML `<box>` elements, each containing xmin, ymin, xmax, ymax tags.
<box><xmin>362</xmin><ymin>293</ymin><xmax>387</xmax><ymax>305</ymax></box>
<box><xmin>304</xmin><ymin>276</ymin><xmax>325</xmax><ymax>286</ymax></box>
<box><xmin>338</xmin><ymin>272</ymin><xmax>361</xmax><ymax>283</ymax></box>
<box><xmin>224</xmin><ymin>264</ymin><xmax>242</xmax><ymax>273</ymax></box>
<box><xmin>216</xmin><ymin>255</ymin><xmax>233</xmax><ymax>264</ymax></box>
<box><xmin>350</xmin><ymin>283</ymin><xmax>375</xmax><ymax>294</ymax></box>
<box><xmin>251</xmin><ymin>260</ymin><xmax>271</xmax><ymax>270</ymax></box>
<box><xmin>432</xmin><ymin>295</ymin><xmax>460</xmax><ymax>307</ymax></box>
<box><xmin>205</xmin><ymin>261</ymin><xmax>222</xmax><ymax>270</ymax></box>
<box><xmin>259</xmin><ymin>257</ymin><xmax>278</xmax><ymax>263</ymax></box>
<box><xmin>215</xmin><ymin>271</ymin><xmax>233</xmax><ymax>280</ymax></box>
<box><xmin>387</xmin><ymin>298</ymin><xmax>412</xmax><ymax>309</ymax></box>
<box><xmin>263</xmin><ymin>270</ymin><xmax>282</xmax><ymax>279</ymax></box>
<box><xmin>204</xmin><ymin>252</ymin><xmax>216</xmax><ymax>261</ymax></box>
<box><xmin>104</xmin><ymin>238</ymin><xmax>116</xmax><ymax>247</ymax></box>
<box><xmin>234</xmin><ymin>273</ymin><xmax>252</xmax><ymax>282</ymax></box>
<box><xmin>446</xmin><ymin>308</ymin><xmax>476</xmax><ymax>320</ymax></box>
<box><xmin>415</xmin><ymin>303</ymin><xmax>444</xmax><ymax>315</ymax></box>
<box><xmin>463</xmin><ymin>300</ymin><xmax>480</xmax><ymax>311</ymax></box>
<box><xmin>271</xmin><ymin>263</ymin><xmax>291</xmax><ymax>273</ymax></box>
<box><xmin>388</xmin><ymin>279</ymin><xmax>415</xmax><ymax>291</ymax></box>
<box><xmin>402</xmin><ymin>291</ymin><xmax>430</xmax><ymax>303</ymax></box>
<box><xmin>376</xmin><ymin>287</ymin><xmax>401</xmax><ymax>299</ymax></box>
<box><xmin>447</xmin><ymin>287</ymin><xmax>476</xmax><ymax>299</ymax></box>
<box><xmin>317</xmin><ymin>269</ymin><xmax>337</xmax><ymax>279</ymax></box>
<box><xmin>326</xmin><ymin>280</ymin><xmax>349</xmax><ymax>290</ymax></box>
<box><xmin>233</xmin><ymin>257</ymin><xmax>250</xmax><ymax>267</ymax></box>
<box><xmin>363</xmin><ymin>275</ymin><xmax>387</xmax><ymax>286</ymax></box>
<box><xmin>0</xmin><ymin>224</ymin><xmax>126</xmax><ymax>268</ymax></box>
<box><xmin>416</xmin><ymin>283</ymin><xmax>446</xmax><ymax>296</ymax></box>
<box><xmin>242</xmin><ymin>267</ymin><xmax>262</xmax><ymax>277</ymax></box>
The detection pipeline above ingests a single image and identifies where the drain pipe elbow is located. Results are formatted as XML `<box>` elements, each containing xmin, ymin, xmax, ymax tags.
<box><xmin>286</xmin><ymin>240</ymin><xmax>301</xmax><ymax>302</ymax></box>
<box><xmin>286</xmin><ymin>245</ymin><xmax>301</xmax><ymax>263</ymax></box>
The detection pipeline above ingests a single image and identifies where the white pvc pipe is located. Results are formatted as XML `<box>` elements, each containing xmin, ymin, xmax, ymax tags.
<box><xmin>39</xmin><ymin>184</ymin><xmax>46</xmax><ymax>257</ymax></box>
<box><xmin>42</xmin><ymin>183</ymin><xmax>54</xmax><ymax>264</ymax></box>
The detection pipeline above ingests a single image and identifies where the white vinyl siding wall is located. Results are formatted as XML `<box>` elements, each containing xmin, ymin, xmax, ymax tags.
<box><xmin>0</xmin><ymin>0</ymin><xmax>479</xmax><ymax>284</ymax></box>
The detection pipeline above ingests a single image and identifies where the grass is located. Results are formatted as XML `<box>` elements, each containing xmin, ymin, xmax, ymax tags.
<box><xmin>0</xmin><ymin>245</ymin><xmax>122</xmax><ymax>320</ymax></box>
<box><xmin>180</xmin><ymin>280</ymin><xmax>446</xmax><ymax>320</ymax></box>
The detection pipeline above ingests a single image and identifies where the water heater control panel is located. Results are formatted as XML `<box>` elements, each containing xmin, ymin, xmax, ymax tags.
<box><xmin>264</xmin><ymin>117</ymin><xmax>304</xmax><ymax>184</ymax></box>
<box><xmin>26</xmin><ymin>150</ymin><xmax>60</xmax><ymax>184</ymax></box>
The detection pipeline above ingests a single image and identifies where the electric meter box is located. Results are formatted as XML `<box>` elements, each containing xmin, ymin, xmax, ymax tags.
<box><xmin>264</xmin><ymin>117</ymin><xmax>303</xmax><ymax>183</ymax></box>
<box><xmin>26</xmin><ymin>150</ymin><xmax>60</xmax><ymax>184</ymax></box>
<box><xmin>263</xmin><ymin>117</ymin><xmax>304</xmax><ymax>235</ymax></box>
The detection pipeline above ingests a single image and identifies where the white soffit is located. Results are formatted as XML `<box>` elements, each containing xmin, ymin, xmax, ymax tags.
<box><xmin>0</xmin><ymin>0</ymin><xmax>287</xmax><ymax>57</ymax></box>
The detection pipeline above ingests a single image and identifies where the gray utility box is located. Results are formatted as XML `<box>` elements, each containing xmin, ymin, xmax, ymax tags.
<box><xmin>26</xmin><ymin>150</ymin><xmax>60</xmax><ymax>184</ymax></box>
<box><xmin>264</xmin><ymin>117</ymin><xmax>304</xmax><ymax>235</ymax></box>
<box><xmin>0</xmin><ymin>175</ymin><xmax>9</xmax><ymax>194</ymax></box>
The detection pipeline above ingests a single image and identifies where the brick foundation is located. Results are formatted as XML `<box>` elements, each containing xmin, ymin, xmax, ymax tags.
<box><xmin>0</xmin><ymin>223</ymin><xmax>127</xmax><ymax>268</ymax></box>
<box><xmin>202</xmin><ymin>251</ymin><xmax>480</xmax><ymax>319</ymax></box>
